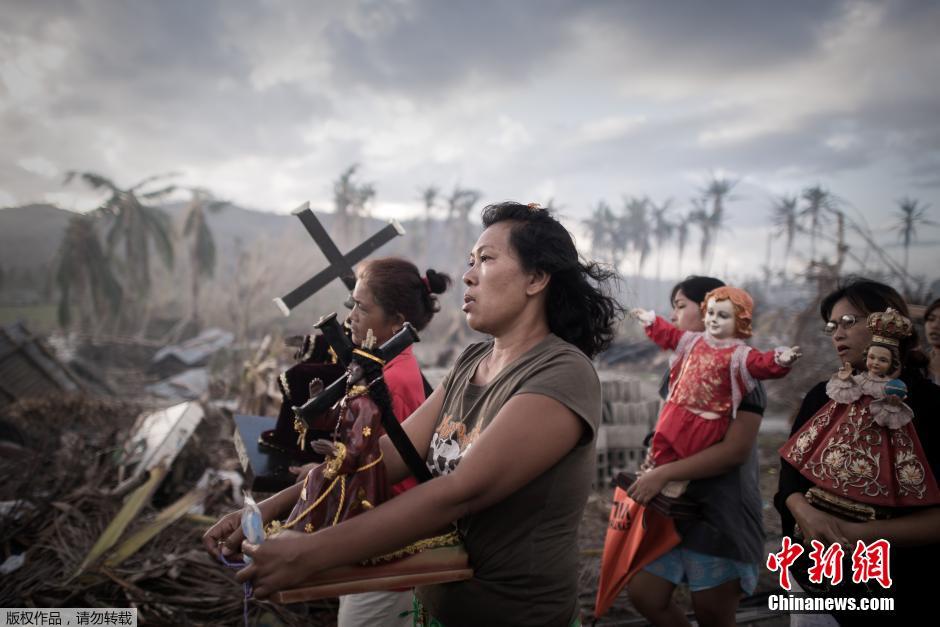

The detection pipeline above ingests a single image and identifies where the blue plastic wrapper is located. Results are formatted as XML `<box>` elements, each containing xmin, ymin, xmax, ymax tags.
<box><xmin>240</xmin><ymin>492</ymin><xmax>265</xmax><ymax>564</ymax></box>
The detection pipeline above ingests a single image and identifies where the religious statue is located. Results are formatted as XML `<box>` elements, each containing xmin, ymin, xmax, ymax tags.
<box><xmin>255</xmin><ymin>324</ymin><xmax>473</xmax><ymax>602</ymax></box>
<box><xmin>781</xmin><ymin>308</ymin><xmax>940</xmax><ymax>522</ymax></box>
<box><xmin>633</xmin><ymin>286</ymin><xmax>801</xmax><ymax>495</ymax></box>
<box><xmin>267</xmin><ymin>336</ymin><xmax>392</xmax><ymax>535</ymax></box>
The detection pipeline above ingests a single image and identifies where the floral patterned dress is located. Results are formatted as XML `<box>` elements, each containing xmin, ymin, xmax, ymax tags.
<box><xmin>780</xmin><ymin>373</ymin><xmax>940</xmax><ymax>509</ymax></box>
<box><xmin>646</xmin><ymin>316</ymin><xmax>792</xmax><ymax>466</ymax></box>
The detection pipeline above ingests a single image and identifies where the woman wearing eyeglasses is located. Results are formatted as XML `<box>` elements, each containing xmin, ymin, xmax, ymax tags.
<box><xmin>774</xmin><ymin>278</ymin><xmax>940</xmax><ymax>625</ymax></box>
<box><xmin>925</xmin><ymin>298</ymin><xmax>940</xmax><ymax>383</ymax></box>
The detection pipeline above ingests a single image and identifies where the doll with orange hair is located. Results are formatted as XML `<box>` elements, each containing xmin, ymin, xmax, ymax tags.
<box><xmin>633</xmin><ymin>286</ymin><xmax>801</xmax><ymax>491</ymax></box>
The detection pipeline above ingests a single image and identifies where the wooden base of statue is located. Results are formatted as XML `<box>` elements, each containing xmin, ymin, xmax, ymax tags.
<box><xmin>613</xmin><ymin>472</ymin><xmax>701</xmax><ymax>520</ymax></box>
<box><xmin>273</xmin><ymin>543</ymin><xmax>473</xmax><ymax>603</ymax></box>
<box><xmin>805</xmin><ymin>487</ymin><xmax>887</xmax><ymax>521</ymax></box>
<box><xmin>793</xmin><ymin>488</ymin><xmax>892</xmax><ymax>541</ymax></box>
<box><xmin>233</xmin><ymin>414</ymin><xmax>323</xmax><ymax>493</ymax></box>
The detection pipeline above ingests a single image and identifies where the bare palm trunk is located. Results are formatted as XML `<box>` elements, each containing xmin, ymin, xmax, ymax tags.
<box><xmin>656</xmin><ymin>248</ymin><xmax>662</xmax><ymax>287</ymax></box>
<box><xmin>705</xmin><ymin>236</ymin><xmax>718</xmax><ymax>275</ymax></box>
<box><xmin>835</xmin><ymin>212</ymin><xmax>846</xmax><ymax>274</ymax></box>
<box><xmin>191</xmin><ymin>267</ymin><xmax>201</xmax><ymax>328</ymax></box>
<box><xmin>810</xmin><ymin>225</ymin><xmax>817</xmax><ymax>265</ymax></box>
<box><xmin>764</xmin><ymin>233</ymin><xmax>773</xmax><ymax>286</ymax></box>
<box><xmin>137</xmin><ymin>300</ymin><xmax>153</xmax><ymax>340</ymax></box>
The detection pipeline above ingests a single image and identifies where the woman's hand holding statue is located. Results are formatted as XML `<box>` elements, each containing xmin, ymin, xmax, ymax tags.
<box><xmin>627</xmin><ymin>465</ymin><xmax>671</xmax><ymax>505</ymax></box>
<box><xmin>786</xmin><ymin>493</ymin><xmax>851</xmax><ymax>548</ymax></box>
<box><xmin>236</xmin><ymin>530</ymin><xmax>316</xmax><ymax>600</ymax></box>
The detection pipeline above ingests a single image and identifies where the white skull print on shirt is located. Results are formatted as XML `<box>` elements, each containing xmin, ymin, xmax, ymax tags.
<box><xmin>425</xmin><ymin>413</ymin><xmax>482</xmax><ymax>477</ymax></box>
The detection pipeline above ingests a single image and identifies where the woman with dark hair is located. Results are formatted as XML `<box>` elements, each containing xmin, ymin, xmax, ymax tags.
<box><xmin>667</xmin><ymin>276</ymin><xmax>726</xmax><ymax>334</ymax></box>
<box><xmin>205</xmin><ymin>201</ymin><xmax>622</xmax><ymax>626</ymax></box>
<box><xmin>280</xmin><ymin>257</ymin><xmax>451</xmax><ymax>626</ymax></box>
<box><xmin>624</xmin><ymin>275</ymin><xmax>769</xmax><ymax>627</ymax></box>
<box><xmin>346</xmin><ymin>258</ymin><xmax>451</xmax><ymax>439</ymax></box>
<box><xmin>341</xmin><ymin>258</ymin><xmax>451</xmax><ymax>626</ymax></box>
<box><xmin>774</xmin><ymin>278</ymin><xmax>940</xmax><ymax>625</ymax></box>
<box><xmin>924</xmin><ymin>297</ymin><xmax>940</xmax><ymax>383</ymax></box>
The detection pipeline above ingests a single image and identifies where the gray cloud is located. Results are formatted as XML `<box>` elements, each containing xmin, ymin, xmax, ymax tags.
<box><xmin>322</xmin><ymin>0</ymin><xmax>583</xmax><ymax>93</ymax></box>
<box><xmin>0</xmin><ymin>0</ymin><xmax>937</xmax><ymax>282</ymax></box>
<box><xmin>320</xmin><ymin>0</ymin><xmax>850</xmax><ymax>96</ymax></box>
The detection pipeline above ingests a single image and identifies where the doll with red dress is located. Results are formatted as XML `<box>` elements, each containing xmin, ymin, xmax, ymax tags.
<box><xmin>781</xmin><ymin>308</ymin><xmax>940</xmax><ymax>518</ymax></box>
<box><xmin>633</xmin><ymin>286</ymin><xmax>801</xmax><ymax>494</ymax></box>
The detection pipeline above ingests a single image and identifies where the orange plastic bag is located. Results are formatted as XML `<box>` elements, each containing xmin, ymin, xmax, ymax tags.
<box><xmin>594</xmin><ymin>487</ymin><xmax>681</xmax><ymax>618</ymax></box>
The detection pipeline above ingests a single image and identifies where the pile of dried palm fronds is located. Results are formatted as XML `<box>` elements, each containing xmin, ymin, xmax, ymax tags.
<box><xmin>0</xmin><ymin>395</ymin><xmax>336</xmax><ymax>625</ymax></box>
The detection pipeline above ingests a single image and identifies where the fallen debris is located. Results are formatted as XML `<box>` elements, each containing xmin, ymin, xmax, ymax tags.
<box><xmin>116</xmin><ymin>402</ymin><xmax>205</xmax><ymax>492</ymax></box>
<box><xmin>145</xmin><ymin>368</ymin><xmax>210</xmax><ymax>401</ymax></box>
<box><xmin>0</xmin><ymin>394</ymin><xmax>336</xmax><ymax>625</ymax></box>
<box><xmin>152</xmin><ymin>328</ymin><xmax>234</xmax><ymax>375</ymax></box>
<box><xmin>0</xmin><ymin>322</ymin><xmax>86</xmax><ymax>409</ymax></box>
<box><xmin>74</xmin><ymin>464</ymin><xmax>170</xmax><ymax>579</ymax></box>
<box><xmin>0</xmin><ymin>554</ymin><xmax>25</xmax><ymax>576</ymax></box>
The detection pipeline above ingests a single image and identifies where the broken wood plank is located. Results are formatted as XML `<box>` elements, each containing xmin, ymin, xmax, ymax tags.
<box><xmin>72</xmin><ymin>463</ymin><xmax>168</xmax><ymax>579</ymax></box>
<box><xmin>103</xmin><ymin>485</ymin><xmax>209</xmax><ymax>569</ymax></box>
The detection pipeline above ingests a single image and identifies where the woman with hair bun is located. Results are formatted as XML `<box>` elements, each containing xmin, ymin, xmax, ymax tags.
<box><xmin>285</xmin><ymin>257</ymin><xmax>451</xmax><ymax>626</ymax></box>
<box><xmin>924</xmin><ymin>297</ymin><xmax>940</xmax><ymax>383</ymax></box>
<box><xmin>338</xmin><ymin>257</ymin><xmax>451</xmax><ymax>626</ymax></box>
<box><xmin>207</xmin><ymin>201</ymin><xmax>623</xmax><ymax>626</ymax></box>
<box><xmin>348</xmin><ymin>258</ymin><xmax>451</xmax><ymax>440</ymax></box>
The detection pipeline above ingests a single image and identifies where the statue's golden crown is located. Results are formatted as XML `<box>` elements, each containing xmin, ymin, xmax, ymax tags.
<box><xmin>867</xmin><ymin>308</ymin><xmax>913</xmax><ymax>346</ymax></box>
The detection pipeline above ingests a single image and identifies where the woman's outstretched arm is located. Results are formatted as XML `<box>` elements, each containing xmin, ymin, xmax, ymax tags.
<box><xmin>236</xmin><ymin>392</ymin><xmax>584</xmax><ymax>599</ymax></box>
<box><xmin>203</xmin><ymin>480</ymin><xmax>303</xmax><ymax>561</ymax></box>
<box><xmin>203</xmin><ymin>385</ymin><xmax>446</xmax><ymax>561</ymax></box>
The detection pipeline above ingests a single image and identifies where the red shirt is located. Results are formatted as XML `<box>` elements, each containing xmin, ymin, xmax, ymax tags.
<box><xmin>382</xmin><ymin>345</ymin><xmax>425</xmax><ymax>494</ymax></box>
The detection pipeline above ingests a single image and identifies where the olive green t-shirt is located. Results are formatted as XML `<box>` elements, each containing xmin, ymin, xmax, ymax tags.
<box><xmin>417</xmin><ymin>334</ymin><xmax>601</xmax><ymax>627</ymax></box>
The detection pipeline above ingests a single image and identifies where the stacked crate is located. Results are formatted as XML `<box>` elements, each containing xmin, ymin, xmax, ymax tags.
<box><xmin>594</xmin><ymin>373</ymin><xmax>660</xmax><ymax>489</ymax></box>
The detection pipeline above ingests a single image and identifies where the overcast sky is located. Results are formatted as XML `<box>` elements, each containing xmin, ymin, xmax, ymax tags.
<box><xmin>2</xmin><ymin>0</ymin><xmax>939</xmax><ymax>280</ymax></box>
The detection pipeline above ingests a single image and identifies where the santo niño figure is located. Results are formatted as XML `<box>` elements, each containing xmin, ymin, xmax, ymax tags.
<box><xmin>267</xmin><ymin>345</ymin><xmax>393</xmax><ymax>535</ymax></box>
<box><xmin>781</xmin><ymin>308</ymin><xmax>940</xmax><ymax>513</ymax></box>
<box><xmin>633</xmin><ymin>286</ymin><xmax>801</xmax><ymax>494</ymax></box>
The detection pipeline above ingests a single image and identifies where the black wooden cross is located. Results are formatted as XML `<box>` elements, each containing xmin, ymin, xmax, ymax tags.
<box><xmin>273</xmin><ymin>201</ymin><xmax>405</xmax><ymax>316</ymax></box>
<box><xmin>295</xmin><ymin>321</ymin><xmax>433</xmax><ymax>483</ymax></box>
<box><xmin>313</xmin><ymin>312</ymin><xmax>354</xmax><ymax>366</ymax></box>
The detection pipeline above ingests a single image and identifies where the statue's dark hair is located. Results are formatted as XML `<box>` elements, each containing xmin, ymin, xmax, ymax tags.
<box><xmin>480</xmin><ymin>202</ymin><xmax>625</xmax><ymax>357</ymax></box>
<box><xmin>820</xmin><ymin>277</ymin><xmax>928</xmax><ymax>376</ymax></box>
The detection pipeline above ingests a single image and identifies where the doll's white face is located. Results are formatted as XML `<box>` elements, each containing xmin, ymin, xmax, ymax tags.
<box><xmin>866</xmin><ymin>345</ymin><xmax>893</xmax><ymax>378</ymax></box>
<box><xmin>704</xmin><ymin>298</ymin><xmax>736</xmax><ymax>339</ymax></box>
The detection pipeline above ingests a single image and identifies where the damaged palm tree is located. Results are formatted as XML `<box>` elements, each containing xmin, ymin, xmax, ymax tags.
<box><xmin>54</xmin><ymin>215</ymin><xmax>123</xmax><ymax>333</ymax></box>
<box><xmin>64</xmin><ymin>171</ymin><xmax>177</xmax><ymax>336</ymax></box>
